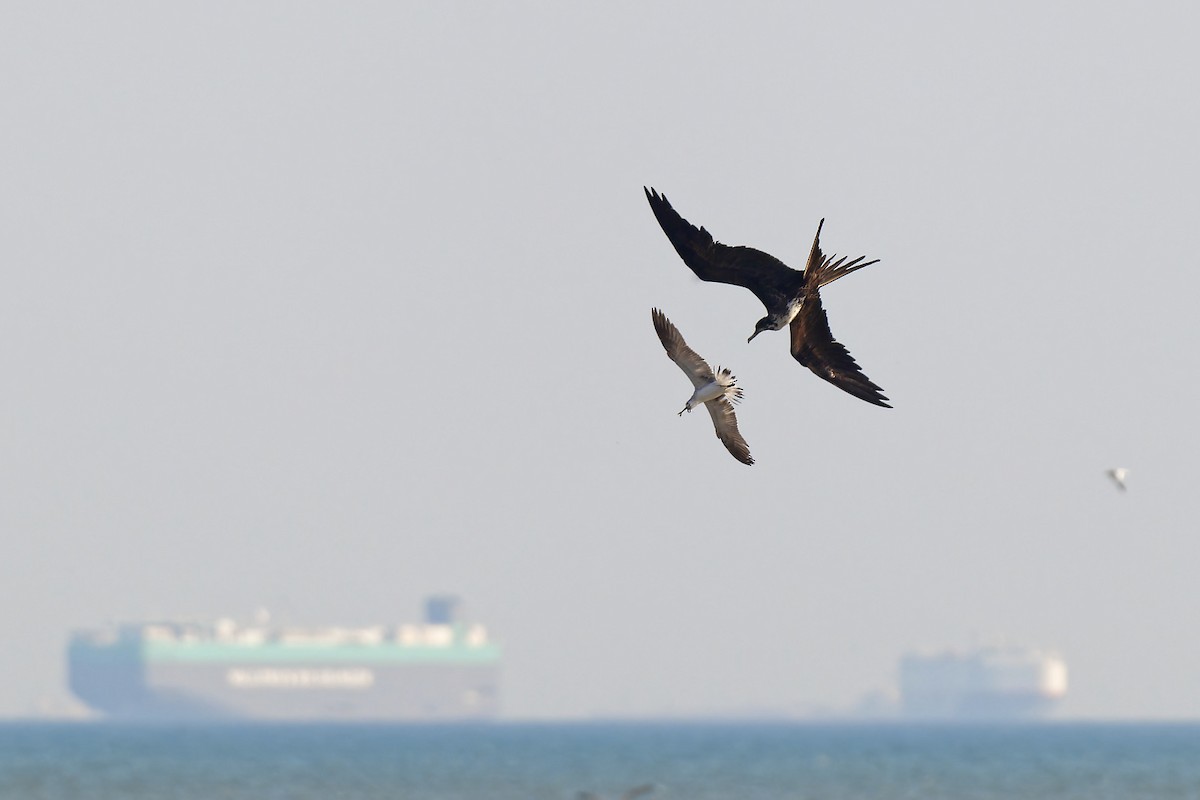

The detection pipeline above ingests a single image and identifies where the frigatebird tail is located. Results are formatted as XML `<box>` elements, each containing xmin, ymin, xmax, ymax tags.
<box><xmin>802</xmin><ymin>217</ymin><xmax>880</xmax><ymax>289</ymax></box>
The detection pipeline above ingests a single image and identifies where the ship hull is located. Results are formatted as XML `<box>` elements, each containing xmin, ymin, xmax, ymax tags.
<box><xmin>68</xmin><ymin>639</ymin><xmax>500</xmax><ymax>721</ymax></box>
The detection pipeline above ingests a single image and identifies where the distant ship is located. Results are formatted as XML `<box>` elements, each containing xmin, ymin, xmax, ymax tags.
<box><xmin>67</xmin><ymin>596</ymin><xmax>500</xmax><ymax>721</ymax></box>
<box><xmin>899</xmin><ymin>644</ymin><xmax>1067</xmax><ymax>720</ymax></box>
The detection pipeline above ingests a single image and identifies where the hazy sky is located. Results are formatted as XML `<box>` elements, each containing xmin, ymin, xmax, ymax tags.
<box><xmin>3</xmin><ymin>2</ymin><xmax>1199</xmax><ymax>720</ymax></box>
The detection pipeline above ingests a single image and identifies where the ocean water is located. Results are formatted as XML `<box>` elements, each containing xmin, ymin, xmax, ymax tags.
<box><xmin>2</xmin><ymin>722</ymin><xmax>1199</xmax><ymax>800</ymax></box>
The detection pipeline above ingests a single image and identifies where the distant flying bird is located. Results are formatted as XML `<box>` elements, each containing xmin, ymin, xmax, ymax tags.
<box><xmin>1107</xmin><ymin>468</ymin><xmax>1129</xmax><ymax>491</ymax></box>
<box><xmin>577</xmin><ymin>785</ymin><xmax>657</xmax><ymax>800</ymax></box>
<box><xmin>645</xmin><ymin>187</ymin><xmax>890</xmax><ymax>408</ymax></box>
<box><xmin>652</xmin><ymin>308</ymin><xmax>753</xmax><ymax>465</ymax></box>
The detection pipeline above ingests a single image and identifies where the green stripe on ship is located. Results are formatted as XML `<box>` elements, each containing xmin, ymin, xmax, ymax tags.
<box><xmin>139</xmin><ymin>642</ymin><xmax>501</xmax><ymax>663</ymax></box>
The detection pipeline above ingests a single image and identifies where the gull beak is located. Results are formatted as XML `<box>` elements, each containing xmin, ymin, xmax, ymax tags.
<box><xmin>747</xmin><ymin>330</ymin><xmax>762</xmax><ymax>343</ymax></box>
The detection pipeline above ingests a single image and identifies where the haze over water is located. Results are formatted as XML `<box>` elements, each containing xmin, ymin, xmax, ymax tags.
<box><xmin>5</xmin><ymin>1</ymin><xmax>1200</xmax><ymax>725</ymax></box>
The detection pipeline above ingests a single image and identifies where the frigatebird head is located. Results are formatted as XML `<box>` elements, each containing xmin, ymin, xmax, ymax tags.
<box><xmin>747</xmin><ymin>315</ymin><xmax>777</xmax><ymax>343</ymax></box>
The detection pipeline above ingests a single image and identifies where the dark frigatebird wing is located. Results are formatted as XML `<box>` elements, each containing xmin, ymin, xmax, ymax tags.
<box><xmin>644</xmin><ymin>188</ymin><xmax>877</xmax><ymax>311</ymax></box>
<box><xmin>645</xmin><ymin>186</ymin><xmax>800</xmax><ymax>311</ymax></box>
<box><xmin>788</xmin><ymin>222</ymin><xmax>891</xmax><ymax>408</ymax></box>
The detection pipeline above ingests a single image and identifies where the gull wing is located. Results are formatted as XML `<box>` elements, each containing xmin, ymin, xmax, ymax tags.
<box><xmin>645</xmin><ymin>187</ymin><xmax>800</xmax><ymax>311</ymax></box>
<box><xmin>704</xmin><ymin>396</ymin><xmax>754</xmax><ymax>465</ymax></box>
<box><xmin>651</xmin><ymin>308</ymin><xmax>715</xmax><ymax>389</ymax></box>
<box><xmin>788</xmin><ymin>233</ymin><xmax>890</xmax><ymax>408</ymax></box>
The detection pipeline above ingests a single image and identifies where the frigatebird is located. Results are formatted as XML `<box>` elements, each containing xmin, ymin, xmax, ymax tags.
<box><xmin>652</xmin><ymin>308</ymin><xmax>753</xmax><ymax>466</ymax></box>
<box><xmin>645</xmin><ymin>187</ymin><xmax>890</xmax><ymax>408</ymax></box>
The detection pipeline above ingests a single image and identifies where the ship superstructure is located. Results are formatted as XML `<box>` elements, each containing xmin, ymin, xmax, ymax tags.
<box><xmin>68</xmin><ymin>596</ymin><xmax>500</xmax><ymax>721</ymax></box>
<box><xmin>899</xmin><ymin>644</ymin><xmax>1067</xmax><ymax>720</ymax></box>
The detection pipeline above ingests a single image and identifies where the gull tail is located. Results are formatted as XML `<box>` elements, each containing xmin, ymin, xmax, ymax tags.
<box><xmin>715</xmin><ymin>367</ymin><xmax>743</xmax><ymax>404</ymax></box>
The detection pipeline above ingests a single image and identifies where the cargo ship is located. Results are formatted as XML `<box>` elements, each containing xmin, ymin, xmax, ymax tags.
<box><xmin>899</xmin><ymin>643</ymin><xmax>1067</xmax><ymax>720</ymax></box>
<box><xmin>67</xmin><ymin>596</ymin><xmax>500</xmax><ymax>721</ymax></box>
